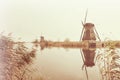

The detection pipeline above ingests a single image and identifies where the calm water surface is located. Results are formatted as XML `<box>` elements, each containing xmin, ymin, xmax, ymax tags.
<box><xmin>32</xmin><ymin>47</ymin><xmax>101</xmax><ymax>80</ymax></box>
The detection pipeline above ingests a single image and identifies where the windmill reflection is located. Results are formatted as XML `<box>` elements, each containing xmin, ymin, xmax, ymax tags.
<box><xmin>80</xmin><ymin>22</ymin><xmax>100</xmax><ymax>67</ymax></box>
<box><xmin>82</xmin><ymin>49</ymin><xmax>96</xmax><ymax>67</ymax></box>
<box><xmin>80</xmin><ymin>23</ymin><xmax>99</xmax><ymax>68</ymax></box>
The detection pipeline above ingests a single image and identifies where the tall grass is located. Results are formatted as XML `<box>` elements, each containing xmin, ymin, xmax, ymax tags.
<box><xmin>96</xmin><ymin>41</ymin><xmax>120</xmax><ymax>80</ymax></box>
<box><xmin>0</xmin><ymin>34</ymin><xmax>43</xmax><ymax>80</ymax></box>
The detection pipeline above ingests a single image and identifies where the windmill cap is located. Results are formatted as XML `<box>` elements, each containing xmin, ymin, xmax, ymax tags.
<box><xmin>84</xmin><ymin>23</ymin><xmax>94</xmax><ymax>27</ymax></box>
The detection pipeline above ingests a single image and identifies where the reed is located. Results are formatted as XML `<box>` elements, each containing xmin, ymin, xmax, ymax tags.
<box><xmin>0</xmin><ymin>34</ymin><xmax>43</xmax><ymax>80</ymax></box>
<box><xmin>96</xmin><ymin>41</ymin><xmax>120</xmax><ymax>80</ymax></box>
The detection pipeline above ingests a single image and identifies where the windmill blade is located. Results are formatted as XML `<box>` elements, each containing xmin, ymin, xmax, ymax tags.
<box><xmin>84</xmin><ymin>9</ymin><xmax>88</xmax><ymax>24</ymax></box>
<box><xmin>80</xmin><ymin>49</ymin><xmax>85</xmax><ymax>63</ymax></box>
<box><xmin>80</xmin><ymin>49</ymin><xmax>89</xmax><ymax>80</ymax></box>
<box><xmin>79</xmin><ymin>10</ymin><xmax>89</xmax><ymax>80</ymax></box>
<box><xmin>80</xmin><ymin>21</ymin><xmax>85</xmax><ymax>41</ymax></box>
<box><xmin>94</xmin><ymin>27</ymin><xmax>101</xmax><ymax>41</ymax></box>
<box><xmin>80</xmin><ymin>9</ymin><xmax>88</xmax><ymax>41</ymax></box>
<box><xmin>81</xmin><ymin>20</ymin><xmax>84</xmax><ymax>26</ymax></box>
<box><xmin>80</xmin><ymin>27</ymin><xmax>84</xmax><ymax>41</ymax></box>
<box><xmin>85</xmin><ymin>66</ymin><xmax>89</xmax><ymax>80</ymax></box>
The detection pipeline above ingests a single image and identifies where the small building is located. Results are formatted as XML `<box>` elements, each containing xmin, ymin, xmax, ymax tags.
<box><xmin>40</xmin><ymin>36</ymin><xmax>45</xmax><ymax>42</ymax></box>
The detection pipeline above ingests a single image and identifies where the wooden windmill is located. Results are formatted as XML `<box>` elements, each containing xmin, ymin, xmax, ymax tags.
<box><xmin>80</xmin><ymin>10</ymin><xmax>101</xmax><ymax>67</ymax></box>
<box><xmin>79</xmin><ymin>10</ymin><xmax>101</xmax><ymax>80</ymax></box>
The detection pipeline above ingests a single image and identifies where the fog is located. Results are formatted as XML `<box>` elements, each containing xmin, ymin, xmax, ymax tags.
<box><xmin>0</xmin><ymin>0</ymin><xmax>120</xmax><ymax>41</ymax></box>
<box><xmin>0</xmin><ymin>0</ymin><xmax>120</xmax><ymax>79</ymax></box>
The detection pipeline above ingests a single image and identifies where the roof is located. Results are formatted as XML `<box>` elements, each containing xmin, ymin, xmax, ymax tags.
<box><xmin>84</xmin><ymin>23</ymin><xmax>94</xmax><ymax>27</ymax></box>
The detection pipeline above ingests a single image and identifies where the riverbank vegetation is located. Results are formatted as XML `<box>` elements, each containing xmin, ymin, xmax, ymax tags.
<box><xmin>1</xmin><ymin>34</ymin><xmax>120</xmax><ymax>80</ymax></box>
<box><xmin>96</xmin><ymin>41</ymin><xmax>120</xmax><ymax>80</ymax></box>
<box><xmin>0</xmin><ymin>34</ymin><xmax>43</xmax><ymax>80</ymax></box>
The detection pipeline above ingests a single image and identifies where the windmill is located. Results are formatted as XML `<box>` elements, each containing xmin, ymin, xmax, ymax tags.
<box><xmin>79</xmin><ymin>10</ymin><xmax>101</xmax><ymax>80</ymax></box>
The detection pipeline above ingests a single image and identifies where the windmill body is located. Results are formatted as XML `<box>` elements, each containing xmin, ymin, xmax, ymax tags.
<box><xmin>82</xmin><ymin>23</ymin><xmax>96</xmax><ymax>41</ymax></box>
<box><xmin>81</xmin><ymin>23</ymin><xmax>97</xmax><ymax>67</ymax></box>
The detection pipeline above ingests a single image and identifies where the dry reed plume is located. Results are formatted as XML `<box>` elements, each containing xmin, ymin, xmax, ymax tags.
<box><xmin>96</xmin><ymin>41</ymin><xmax>120</xmax><ymax>80</ymax></box>
<box><xmin>0</xmin><ymin>34</ymin><xmax>43</xmax><ymax>80</ymax></box>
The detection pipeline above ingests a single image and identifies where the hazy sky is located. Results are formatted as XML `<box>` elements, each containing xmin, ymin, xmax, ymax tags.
<box><xmin>0</xmin><ymin>0</ymin><xmax>120</xmax><ymax>41</ymax></box>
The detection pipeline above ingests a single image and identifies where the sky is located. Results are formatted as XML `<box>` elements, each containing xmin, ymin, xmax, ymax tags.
<box><xmin>0</xmin><ymin>0</ymin><xmax>120</xmax><ymax>41</ymax></box>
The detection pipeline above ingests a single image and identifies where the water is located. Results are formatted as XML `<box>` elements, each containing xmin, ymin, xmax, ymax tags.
<box><xmin>2</xmin><ymin>40</ymin><xmax>120</xmax><ymax>80</ymax></box>
<box><xmin>32</xmin><ymin>47</ymin><xmax>101</xmax><ymax>80</ymax></box>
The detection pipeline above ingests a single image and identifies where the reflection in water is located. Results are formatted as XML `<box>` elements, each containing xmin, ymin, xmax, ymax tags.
<box><xmin>82</xmin><ymin>49</ymin><xmax>95</xmax><ymax>67</ymax></box>
<box><xmin>38</xmin><ymin>42</ymin><xmax>100</xmax><ymax>80</ymax></box>
<box><xmin>16</xmin><ymin>41</ymin><xmax>119</xmax><ymax>80</ymax></box>
<box><xmin>79</xmin><ymin>22</ymin><xmax>100</xmax><ymax>80</ymax></box>
<box><xmin>2</xmin><ymin>37</ymin><xmax>119</xmax><ymax>80</ymax></box>
<box><xmin>80</xmin><ymin>48</ymin><xmax>96</xmax><ymax>80</ymax></box>
<box><xmin>1</xmin><ymin>35</ymin><xmax>120</xmax><ymax>80</ymax></box>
